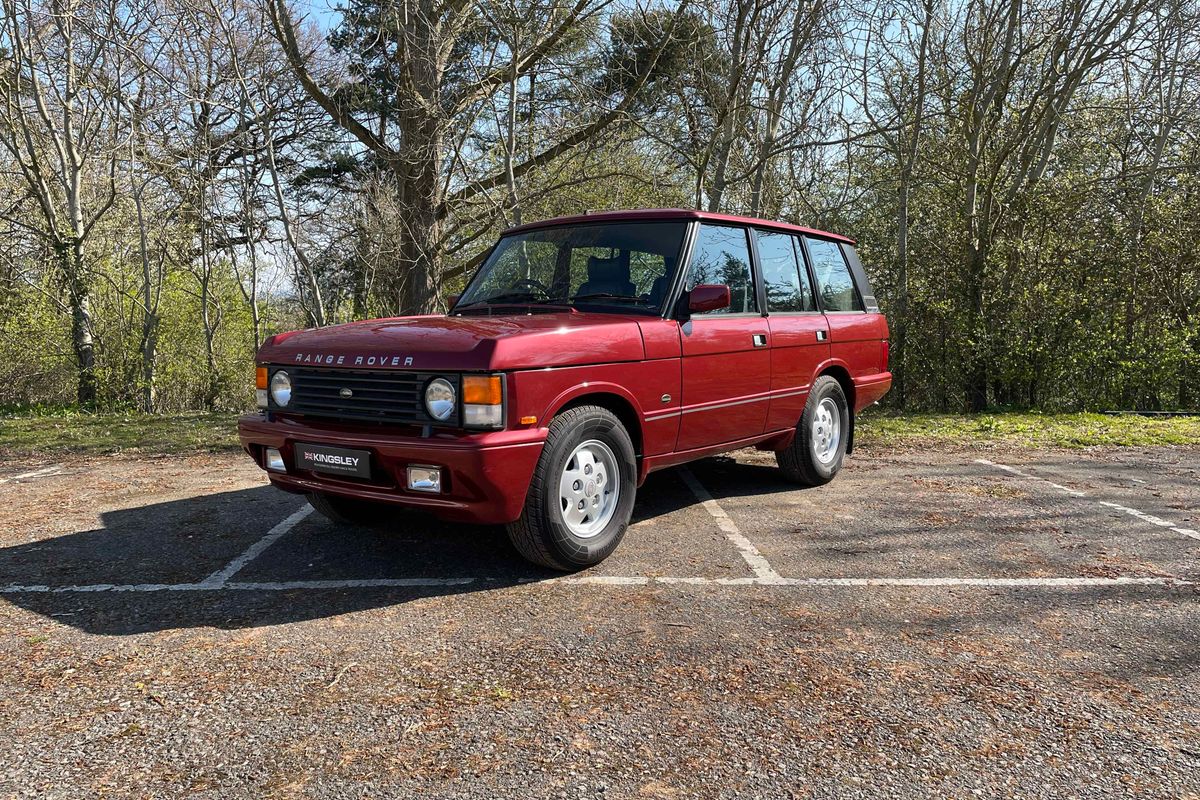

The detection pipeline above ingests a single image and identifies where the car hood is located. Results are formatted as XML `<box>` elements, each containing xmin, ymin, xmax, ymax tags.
<box><xmin>256</xmin><ymin>312</ymin><xmax>650</xmax><ymax>372</ymax></box>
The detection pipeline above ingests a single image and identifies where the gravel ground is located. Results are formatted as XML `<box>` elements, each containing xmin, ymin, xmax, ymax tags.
<box><xmin>0</xmin><ymin>443</ymin><xmax>1197</xmax><ymax>799</ymax></box>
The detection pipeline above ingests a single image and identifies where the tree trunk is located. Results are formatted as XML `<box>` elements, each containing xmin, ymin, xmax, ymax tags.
<box><xmin>393</xmin><ymin>112</ymin><xmax>444</xmax><ymax>315</ymax></box>
<box><xmin>894</xmin><ymin>176</ymin><xmax>910</xmax><ymax>408</ymax></box>
<box><xmin>892</xmin><ymin>0</ymin><xmax>933</xmax><ymax>410</ymax></box>
<box><xmin>61</xmin><ymin>242</ymin><xmax>97</xmax><ymax>409</ymax></box>
<box><xmin>964</xmin><ymin>242</ymin><xmax>989</xmax><ymax>412</ymax></box>
<box><xmin>134</xmin><ymin>186</ymin><xmax>158</xmax><ymax>413</ymax></box>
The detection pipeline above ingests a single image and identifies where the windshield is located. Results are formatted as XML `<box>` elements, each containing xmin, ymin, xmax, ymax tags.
<box><xmin>454</xmin><ymin>221</ymin><xmax>688</xmax><ymax>314</ymax></box>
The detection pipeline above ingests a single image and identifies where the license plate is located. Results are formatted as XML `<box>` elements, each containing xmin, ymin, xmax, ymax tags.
<box><xmin>294</xmin><ymin>443</ymin><xmax>372</xmax><ymax>479</ymax></box>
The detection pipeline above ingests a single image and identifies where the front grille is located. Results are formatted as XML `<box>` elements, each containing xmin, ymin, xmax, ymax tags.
<box><xmin>282</xmin><ymin>368</ymin><xmax>458</xmax><ymax>426</ymax></box>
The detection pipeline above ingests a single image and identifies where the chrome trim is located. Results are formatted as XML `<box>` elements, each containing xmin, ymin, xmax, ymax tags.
<box><xmin>642</xmin><ymin>384</ymin><xmax>811</xmax><ymax>421</ymax></box>
<box><xmin>682</xmin><ymin>395</ymin><xmax>769</xmax><ymax>414</ymax></box>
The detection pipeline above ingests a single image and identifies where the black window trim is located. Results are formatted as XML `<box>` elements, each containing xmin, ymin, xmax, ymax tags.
<box><xmin>840</xmin><ymin>242</ymin><xmax>880</xmax><ymax>313</ymax></box>
<box><xmin>662</xmin><ymin>220</ymin><xmax>700</xmax><ymax>319</ymax></box>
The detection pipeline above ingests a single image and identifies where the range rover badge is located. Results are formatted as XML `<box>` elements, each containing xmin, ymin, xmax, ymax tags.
<box><xmin>339</xmin><ymin>388</ymin><xmax>354</xmax><ymax>398</ymax></box>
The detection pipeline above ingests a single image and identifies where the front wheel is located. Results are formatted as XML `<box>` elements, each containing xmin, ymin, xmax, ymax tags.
<box><xmin>776</xmin><ymin>375</ymin><xmax>850</xmax><ymax>486</ymax></box>
<box><xmin>507</xmin><ymin>405</ymin><xmax>637</xmax><ymax>571</ymax></box>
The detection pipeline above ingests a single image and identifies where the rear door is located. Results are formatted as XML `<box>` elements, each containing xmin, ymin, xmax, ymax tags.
<box><xmin>676</xmin><ymin>223</ymin><xmax>770</xmax><ymax>451</ymax></box>
<box><xmin>802</xmin><ymin>236</ymin><xmax>886</xmax><ymax>390</ymax></box>
<box><xmin>756</xmin><ymin>229</ymin><xmax>830</xmax><ymax>431</ymax></box>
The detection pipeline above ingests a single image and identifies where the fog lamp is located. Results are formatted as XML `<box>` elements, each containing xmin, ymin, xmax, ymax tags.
<box><xmin>406</xmin><ymin>465</ymin><xmax>442</xmax><ymax>493</ymax></box>
<box><xmin>264</xmin><ymin>447</ymin><xmax>286</xmax><ymax>472</ymax></box>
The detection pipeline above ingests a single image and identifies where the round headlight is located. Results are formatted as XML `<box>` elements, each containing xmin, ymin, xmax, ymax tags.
<box><xmin>269</xmin><ymin>370</ymin><xmax>292</xmax><ymax>407</ymax></box>
<box><xmin>424</xmin><ymin>378</ymin><xmax>455</xmax><ymax>421</ymax></box>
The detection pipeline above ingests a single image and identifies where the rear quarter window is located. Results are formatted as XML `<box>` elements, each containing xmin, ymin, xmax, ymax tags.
<box><xmin>805</xmin><ymin>236</ymin><xmax>863</xmax><ymax>312</ymax></box>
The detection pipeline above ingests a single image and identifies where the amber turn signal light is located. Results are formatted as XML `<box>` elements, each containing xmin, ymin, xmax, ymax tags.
<box><xmin>256</xmin><ymin>365</ymin><xmax>268</xmax><ymax>389</ymax></box>
<box><xmin>463</xmin><ymin>375</ymin><xmax>502</xmax><ymax>405</ymax></box>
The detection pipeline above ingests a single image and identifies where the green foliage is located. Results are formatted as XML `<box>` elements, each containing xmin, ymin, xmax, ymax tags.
<box><xmin>0</xmin><ymin>206</ymin><xmax>296</xmax><ymax>414</ymax></box>
<box><xmin>0</xmin><ymin>282</ymin><xmax>74</xmax><ymax>408</ymax></box>
<box><xmin>857</xmin><ymin>411</ymin><xmax>1200</xmax><ymax>449</ymax></box>
<box><xmin>1</xmin><ymin>0</ymin><xmax>1197</xmax><ymax>418</ymax></box>
<box><xmin>0</xmin><ymin>410</ymin><xmax>240</xmax><ymax>456</ymax></box>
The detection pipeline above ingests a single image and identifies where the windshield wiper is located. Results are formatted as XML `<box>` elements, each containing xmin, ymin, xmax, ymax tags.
<box><xmin>566</xmin><ymin>292</ymin><xmax>647</xmax><ymax>304</ymax></box>
<box><xmin>455</xmin><ymin>291</ymin><xmax>548</xmax><ymax>310</ymax></box>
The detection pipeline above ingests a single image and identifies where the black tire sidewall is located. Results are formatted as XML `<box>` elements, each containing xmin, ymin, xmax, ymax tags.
<box><xmin>538</xmin><ymin>409</ymin><xmax>637</xmax><ymax>567</ymax></box>
<box><xmin>800</xmin><ymin>378</ymin><xmax>849</xmax><ymax>481</ymax></box>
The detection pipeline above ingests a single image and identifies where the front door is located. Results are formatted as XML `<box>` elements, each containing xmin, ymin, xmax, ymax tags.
<box><xmin>676</xmin><ymin>223</ymin><xmax>770</xmax><ymax>451</ymax></box>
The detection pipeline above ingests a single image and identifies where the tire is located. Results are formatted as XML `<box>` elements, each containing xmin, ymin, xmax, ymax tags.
<box><xmin>507</xmin><ymin>405</ymin><xmax>637</xmax><ymax>571</ymax></box>
<box><xmin>307</xmin><ymin>492</ymin><xmax>392</xmax><ymax>527</ymax></box>
<box><xmin>776</xmin><ymin>375</ymin><xmax>850</xmax><ymax>486</ymax></box>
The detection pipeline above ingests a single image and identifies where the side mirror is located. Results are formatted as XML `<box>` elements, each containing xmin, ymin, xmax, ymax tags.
<box><xmin>446</xmin><ymin>294</ymin><xmax>461</xmax><ymax>310</ymax></box>
<box><xmin>688</xmin><ymin>284</ymin><xmax>731</xmax><ymax>314</ymax></box>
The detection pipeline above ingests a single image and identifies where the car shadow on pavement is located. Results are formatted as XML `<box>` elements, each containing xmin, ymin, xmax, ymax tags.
<box><xmin>0</xmin><ymin>463</ymin><xmax>767</xmax><ymax>636</ymax></box>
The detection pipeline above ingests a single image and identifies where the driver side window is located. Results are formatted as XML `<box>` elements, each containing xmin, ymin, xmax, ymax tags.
<box><xmin>686</xmin><ymin>224</ymin><xmax>757</xmax><ymax>314</ymax></box>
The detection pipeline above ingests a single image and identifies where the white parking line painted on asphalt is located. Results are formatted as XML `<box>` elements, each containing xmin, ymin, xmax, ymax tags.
<box><xmin>974</xmin><ymin>459</ymin><xmax>1086</xmax><ymax>497</ymax></box>
<box><xmin>977</xmin><ymin>459</ymin><xmax>1199</xmax><ymax>543</ymax></box>
<box><xmin>678</xmin><ymin>467</ymin><xmax>786</xmax><ymax>583</ymax></box>
<box><xmin>1099</xmin><ymin>501</ymin><xmax>1200</xmax><ymax>541</ymax></box>
<box><xmin>0</xmin><ymin>575</ymin><xmax>1192</xmax><ymax>593</ymax></box>
<box><xmin>200</xmin><ymin>505</ymin><xmax>315</xmax><ymax>587</ymax></box>
<box><xmin>0</xmin><ymin>465</ymin><xmax>64</xmax><ymax>485</ymax></box>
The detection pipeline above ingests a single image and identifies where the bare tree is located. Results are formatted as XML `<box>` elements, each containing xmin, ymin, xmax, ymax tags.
<box><xmin>266</xmin><ymin>0</ymin><xmax>692</xmax><ymax>314</ymax></box>
<box><xmin>859</xmin><ymin>0</ymin><xmax>940</xmax><ymax>406</ymax></box>
<box><xmin>952</xmin><ymin>0</ymin><xmax>1152</xmax><ymax>410</ymax></box>
<box><xmin>0</xmin><ymin>0</ymin><xmax>141</xmax><ymax>407</ymax></box>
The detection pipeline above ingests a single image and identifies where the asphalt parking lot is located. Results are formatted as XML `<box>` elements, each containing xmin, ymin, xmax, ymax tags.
<box><xmin>0</xmin><ymin>444</ymin><xmax>1197</xmax><ymax>798</ymax></box>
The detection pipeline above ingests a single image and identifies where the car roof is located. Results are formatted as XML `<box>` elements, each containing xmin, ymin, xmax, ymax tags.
<box><xmin>501</xmin><ymin>208</ymin><xmax>855</xmax><ymax>245</ymax></box>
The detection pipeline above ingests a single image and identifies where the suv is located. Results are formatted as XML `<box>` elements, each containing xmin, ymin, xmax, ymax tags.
<box><xmin>239</xmin><ymin>209</ymin><xmax>891</xmax><ymax>570</ymax></box>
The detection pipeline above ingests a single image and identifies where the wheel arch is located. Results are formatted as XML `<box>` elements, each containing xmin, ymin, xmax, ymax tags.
<box><xmin>815</xmin><ymin>363</ymin><xmax>856</xmax><ymax>455</ymax></box>
<box><xmin>545</xmin><ymin>386</ymin><xmax>644</xmax><ymax>458</ymax></box>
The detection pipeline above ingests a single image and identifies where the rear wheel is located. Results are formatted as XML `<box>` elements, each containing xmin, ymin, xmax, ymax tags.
<box><xmin>776</xmin><ymin>375</ymin><xmax>849</xmax><ymax>486</ymax></box>
<box><xmin>507</xmin><ymin>405</ymin><xmax>636</xmax><ymax>571</ymax></box>
<box><xmin>307</xmin><ymin>492</ymin><xmax>392</xmax><ymax>526</ymax></box>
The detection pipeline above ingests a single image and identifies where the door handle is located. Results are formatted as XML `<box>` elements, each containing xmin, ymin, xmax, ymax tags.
<box><xmin>816</xmin><ymin>330</ymin><xmax>828</xmax><ymax>342</ymax></box>
<box><xmin>752</xmin><ymin>334</ymin><xmax>768</xmax><ymax>347</ymax></box>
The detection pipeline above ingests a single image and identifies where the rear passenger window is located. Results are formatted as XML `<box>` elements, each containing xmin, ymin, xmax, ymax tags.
<box><xmin>756</xmin><ymin>230</ymin><xmax>815</xmax><ymax>312</ymax></box>
<box><xmin>805</xmin><ymin>236</ymin><xmax>863</xmax><ymax>312</ymax></box>
<box><xmin>686</xmin><ymin>224</ymin><xmax>757</xmax><ymax>314</ymax></box>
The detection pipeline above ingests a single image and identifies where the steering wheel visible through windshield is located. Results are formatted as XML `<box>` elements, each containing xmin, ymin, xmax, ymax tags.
<box><xmin>454</xmin><ymin>221</ymin><xmax>689</xmax><ymax>314</ymax></box>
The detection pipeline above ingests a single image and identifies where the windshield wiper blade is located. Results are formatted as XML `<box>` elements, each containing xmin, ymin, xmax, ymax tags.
<box><xmin>456</xmin><ymin>291</ymin><xmax>546</xmax><ymax>310</ymax></box>
<box><xmin>567</xmin><ymin>292</ymin><xmax>646</xmax><ymax>304</ymax></box>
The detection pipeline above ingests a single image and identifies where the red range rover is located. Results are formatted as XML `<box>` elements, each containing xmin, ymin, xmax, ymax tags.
<box><xmin>239</xmin><ymin>209</ymin><xmax>891</xmax><ymax>570</ymax></box>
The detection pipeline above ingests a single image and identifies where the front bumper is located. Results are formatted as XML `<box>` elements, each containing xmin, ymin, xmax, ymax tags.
<box><xmin>237</xmin><ymin>413</ymin><xmax>545</xmax><ymax>524</ymax></box>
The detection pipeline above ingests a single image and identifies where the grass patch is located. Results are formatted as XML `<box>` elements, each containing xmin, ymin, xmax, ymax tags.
<box><xmin>1</xmin><ymin>409</ymin><xmax>1196</xmax><ymax>460</ymax></box>
<box><xmin>0</xmin><ymin>411</ymin><xmax>240</xmax><ymax>458</ymax></box>
<box><xmin>857</xmin><ymin>411</ymin><xmax>1200</xmax><ymax>449</ymax></box>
